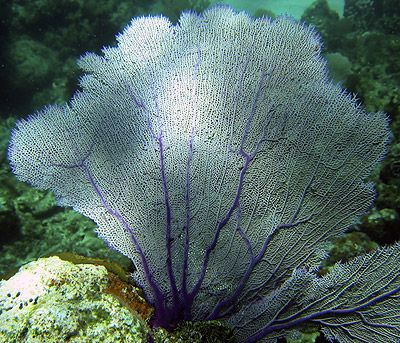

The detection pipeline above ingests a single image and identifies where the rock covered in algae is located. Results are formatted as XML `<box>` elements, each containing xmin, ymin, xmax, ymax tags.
<box><xmin>0</xmin><ymin>256</ymin><xmax>150</xmax><ymax>342</ymax></box>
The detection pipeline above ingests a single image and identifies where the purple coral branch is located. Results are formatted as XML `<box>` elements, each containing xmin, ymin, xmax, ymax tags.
<box><xmin>181</xmin><ymin>46</ymin><xmax>201</xmax><ymax>315</ymax></box>
<box><xmin>125</xmin><ymin>75</ymin><xmax>182</xmax><ymax>324</ymax></box>
<box><xmin>189</xmin><ymin>67</ymin><xmax>268</xmax><ymax>303</ymax></box>
<box><xmin>181</xmin><ymin>125</ymin><xmax>195</xmax><ymax>315</ymax></box>
<box><xmin>79</xmin><ymin>162</ymin><xmax>167</xmax><ymax>315</ymax></box>
<box><xmin>123</xmin><ymin>78</ymin><xmax>157</xmax><ymax>140</ymax></box>
<box><xmin>193</xmin><ymin>67</ymin><xmax>273</xmax><ymax>317</ymax></box>
<box><xmin>146</xmin><ymin>75</ymin><xmax>182</xmax><ymax>322</ymax></box>
<box><xmin>189</xmin><ymin>146</ymin><xmax>254</xmax><ymax>300</ymax></box>
<box><xmin>208</xmin><ymin>215</ymin><xmax>313</xmax><ymax>320</ymax></box>
<box><xmin>207</xmin><ymin>152</ymin><xmax>320</xmax><ymax>319</ymax></box>
<box><xmin>157</xmin><ymin>131</ymin><xmax>181</xmax><ymax>310</ymax></box>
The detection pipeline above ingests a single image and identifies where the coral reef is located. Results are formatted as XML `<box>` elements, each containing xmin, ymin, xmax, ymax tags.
<box><xmin>8</xmin><ymin>5</ymin><xmax>398</xmax><ymax>342</ymax></box>
<box><xmin>0</xmin><ymin>1</ymin><xmax>399</xmax><ymax>342</ymax></box>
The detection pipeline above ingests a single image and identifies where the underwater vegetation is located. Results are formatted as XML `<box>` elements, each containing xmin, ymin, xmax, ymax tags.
<box><xmin>7</xmin><ymin>6</ymin><xmax>400</xmax><ymax>343</ymax></box>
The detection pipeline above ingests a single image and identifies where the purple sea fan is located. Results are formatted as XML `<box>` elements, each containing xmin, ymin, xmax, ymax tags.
<box><xmin>8</xmin><ymin>6</ymin><xmax>400</xmax><ymax>343</ymax></box>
